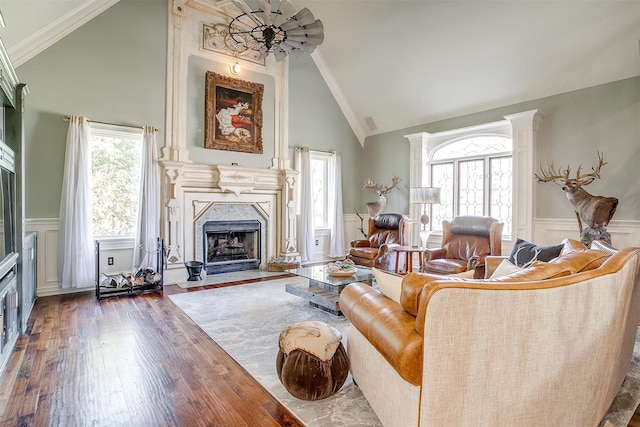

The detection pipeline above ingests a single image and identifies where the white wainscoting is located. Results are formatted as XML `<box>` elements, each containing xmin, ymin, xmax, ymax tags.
<box><xmin>308</xmin><ymin>214</ymin><xmax>369</xmax><ymax>263</ymax></box>
<box><xmin>25</xmin><ymin>216</ymin><xmax>640</xmax><ymax>296</ymax></box>
<box><xmin>24</xmin><ymin>219</ymin><xmax>79</xmax><ymax>297</ymax></box>
<box><xmin>533</xmin><ymin>218</ymin><xmax>640</xmax><ymax>249</ymax></box>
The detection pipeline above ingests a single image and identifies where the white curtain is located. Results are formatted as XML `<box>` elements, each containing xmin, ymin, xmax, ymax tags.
<box><xmin>133</xmin><ymin>126</ymin><xmax>160</xmax><ymax>270</ymax></box>
<box><xmin>58</xmin><ymin>115</ymin><xmax>94</xmax><ymax>289</ymax></box>
<box><xmin>328</xmin><ymin>151</ymin><xmax>346</xmax><ymax>257</ymax></box>
<box><xmin>297</xmin><ymin>147</ymin><xmax>315</xmax><ymax>262</ymax></box>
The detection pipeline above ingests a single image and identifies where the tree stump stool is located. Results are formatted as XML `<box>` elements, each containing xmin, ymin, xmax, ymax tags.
<box><xmin>276</xmin><ymin>320</ymin><xmax>349</xmax><ymax>400</ymax></box>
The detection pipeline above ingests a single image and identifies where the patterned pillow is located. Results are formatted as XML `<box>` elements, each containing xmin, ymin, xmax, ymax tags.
<box><xmin>508</xmin><ymin>238</ymin><xmax>564</xmax><ymax>267</ymax></box>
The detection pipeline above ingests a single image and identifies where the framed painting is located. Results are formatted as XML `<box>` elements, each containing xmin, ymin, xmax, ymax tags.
<box><xmin>205</xmin><ymin>71</ymin><xmax>264</xmax><ymax>154</ymax></box>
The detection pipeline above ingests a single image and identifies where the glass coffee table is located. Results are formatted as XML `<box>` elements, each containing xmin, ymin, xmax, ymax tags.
<box><xmin>285</xmin><ymin>265</ymin><xmax>374</xmax><ymax>315</ymax></box>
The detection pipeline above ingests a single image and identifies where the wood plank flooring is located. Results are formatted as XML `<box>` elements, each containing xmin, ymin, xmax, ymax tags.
<box><xmin>0</xmin><ymin>276</ymin><xmax>303</xmax><ymax>426</ymax></box>
<box><xmin>2</xmin><ymin>276</ymin><xmax>640</xmax><ymax>426</ymax></box>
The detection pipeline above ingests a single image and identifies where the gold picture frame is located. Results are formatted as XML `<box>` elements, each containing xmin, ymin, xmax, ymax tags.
<box><xmin>204</xmin><ymin>71</ymin><xmax>264</xmax><ymax>154</ymax></box>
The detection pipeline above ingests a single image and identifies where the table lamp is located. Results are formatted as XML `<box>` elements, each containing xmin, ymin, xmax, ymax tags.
<box><xmin>410</xmin><ymin>187</ymin><xmax>441</xmax><ymax>247</ymax></box>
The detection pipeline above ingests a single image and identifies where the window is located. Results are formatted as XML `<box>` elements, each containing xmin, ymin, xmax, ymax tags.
<box><xmin>90</xmin><ymin>124</ymin><xmax>143</xmax><ymax>238</ymax></box>
<box><xmin>430</xmin><ymin>136</ymin><xmax>512</xmax><ymax>235</ymax></box>
<box><xmin>310</xmin><ymin>151</ymin><xmax>331</xmax><ymax>229</ymax></box>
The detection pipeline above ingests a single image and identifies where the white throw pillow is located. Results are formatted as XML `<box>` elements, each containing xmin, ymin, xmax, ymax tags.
<box><xmin>372</xmin><ymin>268</ymin><xmax>403</xmax><ymax>305</ymax></box>
<box><xmin>489</xmin><ymin>259</ymin><xmax>523</xmax><ymax>279</ymax></box>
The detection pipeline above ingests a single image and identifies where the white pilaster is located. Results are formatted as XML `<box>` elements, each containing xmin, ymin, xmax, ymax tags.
<box><xmin>505</xmin><ymin>109</ymin><xmax>544</xmax><ymax>242</ymax></box>
<box><xmin>404</xmin><ymin>132</ymin><xmax>431</xmax><ymax>246</ymax></box>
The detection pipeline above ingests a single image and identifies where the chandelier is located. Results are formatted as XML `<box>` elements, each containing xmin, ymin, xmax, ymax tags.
<box><xmin>228</xmin><ymin>0</ymin><xmax>324</xmax><ymax>62</ymax></box>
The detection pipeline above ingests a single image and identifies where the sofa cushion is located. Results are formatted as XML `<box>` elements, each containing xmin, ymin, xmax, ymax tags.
<box><xmin>373</xmin><ymin>213</ymin><xmax>403</xmax><ymax>230</ymax></box>
<box><xmin>373</xmin><ymin>268</ymin><xmax>403</xmax><ymax>304</ymax></box>
<box><xmin>445</xmin><ymin>235</ymin><xmax>491</xmax><ymax>261</ymax></box>
<box><xmin>508</xmin><ymin>238</ymin><xmax>564</xmax><ymax>267</ymax></box>
<box><xmin>369</xmin><ymin>230</ymin><xmax>399</xmax><ymax>248</ymax></box>
<box><xmin>549</xmin><ymin>249</ymin><xmax>609</xmax><ymax>273</ymax></box>
<box><xmin>421</xmin><ymin>258</ymin><xmax>468</xmax><ymax>275</ymax></box>
<box><xmin>348</xmin><ymin>247</ymin><xmax>378</xmax><ymax>259</ymax></box>
<box><xmin>489</xmin><ymin>260</ymin><xmax>570</xmax><ymax>282</ymax></box>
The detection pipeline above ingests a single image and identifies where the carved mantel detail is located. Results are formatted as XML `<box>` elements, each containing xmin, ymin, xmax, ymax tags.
<box><xmin>159</xmin><ymin>160</ymin><xmax>300</xmax><ymax>283</ymax></box>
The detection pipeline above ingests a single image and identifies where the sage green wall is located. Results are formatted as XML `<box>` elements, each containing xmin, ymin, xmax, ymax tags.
<box><xmin>186</xmin><ymin>55</ymin><xmax>276</xmax><ymax>168</ymax></box>
<box><xmin>18</xmin><ymin>0</ymin><xmax>167</xmax><ymax>218</ymax></box>
<box><xmin>365</xmin><ymin>76</ymin><xmax>640</xmax><ymax>221</ymax></box>
<box><xmin>288</xmin><ymin>55</ymin><xmax>363</xmax><ymax>214</ymax></box>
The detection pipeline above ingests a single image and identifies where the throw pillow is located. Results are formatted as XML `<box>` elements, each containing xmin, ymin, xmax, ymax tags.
<box><xmin>489</xmin><ymin>259</ymin><xmax>523</xmax><ymax>279</ymax></box>
<box><xmin>372</xmin><ymin>268</ymin><xmax>403</xmax><ymax>305</ymax></box>
<box><xmin>508</xmin><ymin>238</ymin><xmax>564</xmax><ymax>267</ymax></box>
<box><xmin>590</xmin><ymin>239</ymin><xmax>618</xmax><ymax>255</ymax></box>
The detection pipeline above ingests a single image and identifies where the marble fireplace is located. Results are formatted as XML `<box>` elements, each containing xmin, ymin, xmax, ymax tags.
<box><xmin>159</xmin><ymin>162</ymin><xmax>299</xmax><ymax>284</ymax></box>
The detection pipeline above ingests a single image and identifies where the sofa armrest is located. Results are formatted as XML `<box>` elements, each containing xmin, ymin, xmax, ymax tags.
<box><xmin>350</xmin><ymin>239</ymin><xmax>371</xmax><ymax>248</ymax></box>
<box><xmin>340</xmin><ymin>282</ymin><xmax>424</xmax><ymax>386</ymax></box>
<box><xmin>423</xmin><ymin>248</ymin><xmax>447</xmax><ymax>261</ymax></box>
<box><xmin>373</xmin><ymin>243</ymin><xmax>400</xmax><ymax>270</ymax></box>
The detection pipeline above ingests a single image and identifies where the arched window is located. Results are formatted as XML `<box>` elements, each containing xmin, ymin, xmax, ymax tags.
<box><xmin>430</xmin><ymin>136</ymin><xmax>512</xmax><ymax>235</ymax></box>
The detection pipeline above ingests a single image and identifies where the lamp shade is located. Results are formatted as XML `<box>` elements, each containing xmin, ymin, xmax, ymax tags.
<box><xmin>411</xmin><ymin>187</ymin><xmax>441</xmax><ymax>204</ymax></box>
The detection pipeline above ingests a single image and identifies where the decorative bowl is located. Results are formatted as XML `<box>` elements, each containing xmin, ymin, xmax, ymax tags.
<box><xmin>325</xmin><ymin>260</ymin><xmax>357</xmax><ymax>277</ymax></box>
<box><xmin>327</xmin><ymin>269</ymin><xmax>357</xmax><ymax>277</ymax></box>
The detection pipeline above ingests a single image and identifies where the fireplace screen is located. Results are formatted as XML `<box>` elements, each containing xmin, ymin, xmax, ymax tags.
<box><xmin>203</xmin><ymin>220</ymin><xmax>261</xmax><ymax>273</ymax></box>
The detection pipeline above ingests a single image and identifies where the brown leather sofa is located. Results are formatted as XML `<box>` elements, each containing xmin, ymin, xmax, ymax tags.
<box><xmin>347</xmin><ymin>213</ymin><xmax>411</xmax><ymax>271</ymax></box>
<box><xmin>421</xmin><ymin>215</ymin><xmax>503</xmax><ymax>277</ymax></box>
<box><xmin>339</xmin><ymin>239</ymin><xmax>640</xmax><ymax>426</ymax></box>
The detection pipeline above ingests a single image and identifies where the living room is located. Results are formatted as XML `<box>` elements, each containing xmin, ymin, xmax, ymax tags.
<box><xmin>0</xmin><ymin>0</ymin><xmax>639</xmax><ymax>425</ymax></box>
<box><xmin>8</xmin><ymin>0</ymin><xmax>640</xmax><ymax>295</ymax></box>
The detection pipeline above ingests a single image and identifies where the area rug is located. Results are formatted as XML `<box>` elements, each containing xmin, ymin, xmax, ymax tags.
<box><xmin>169</xmin><ymin>277</ymin><xmax>640</xmax><ymax>427</ymax></box>
<box><xmin>170</xmin><ymin>277</ymin><xmax>381</xmax><ymax>426</ymax></box>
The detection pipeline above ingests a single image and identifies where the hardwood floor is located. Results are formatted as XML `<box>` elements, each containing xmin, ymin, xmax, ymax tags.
<box><xmin>2</xmin><ymin>276</ymin><xmax>640</xmax><ymax>426</ymax></box>
<box><xmin>0</xmin><ymin>277</ymin><xmax>303</xmax><ymax>426</ymax></box>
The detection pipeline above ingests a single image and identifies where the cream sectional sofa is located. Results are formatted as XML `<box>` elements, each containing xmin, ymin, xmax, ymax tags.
<box><xmin>339</xmin><ymin>239</ymin><xmax>640</xmax><ymax>426</ymax></box>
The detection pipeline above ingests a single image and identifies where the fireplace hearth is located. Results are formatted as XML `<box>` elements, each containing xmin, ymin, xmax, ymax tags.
<box><xmin>203</xmin><ymin>220</ymin><xmax>261</xmax><ymax>274</ymax></box>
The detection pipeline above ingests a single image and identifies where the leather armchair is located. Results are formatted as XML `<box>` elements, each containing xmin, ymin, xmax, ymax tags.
<box><xmin>421</xmin><ymin>216</ymin><xmax>503</xmax><ymax>277</ymax></box>
<box><xmin>347</xmin><ymin>213</ymin><xmax>411</xmax><ymax>270</ymax></box>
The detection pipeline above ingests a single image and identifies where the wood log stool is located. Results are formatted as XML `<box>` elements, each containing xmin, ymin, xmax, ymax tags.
<box><xmin>276</xmin><ymin>320</ymin><xmax>349</xmax><ymax>400</ymax></box>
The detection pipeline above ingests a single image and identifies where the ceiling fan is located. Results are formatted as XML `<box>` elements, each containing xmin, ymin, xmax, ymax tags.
<box><xmin>228</xmin><ymin>0</ymin><xmax>324</xmax><ymax>62</ymax></box>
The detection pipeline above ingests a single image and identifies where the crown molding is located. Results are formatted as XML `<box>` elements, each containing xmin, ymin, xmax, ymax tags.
<box><xmin>8</xmin><ymin>0</ymin><xmax>120</xmax><ymax>68</ymax></box>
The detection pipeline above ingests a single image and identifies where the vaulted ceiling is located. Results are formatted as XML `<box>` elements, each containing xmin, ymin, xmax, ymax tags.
<box><xmin>2</xmin><ymin>0</ymin><xmax>639</xmax><ymax>144</ymax></box>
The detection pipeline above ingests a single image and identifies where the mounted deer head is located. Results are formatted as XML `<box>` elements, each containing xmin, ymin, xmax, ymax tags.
<box><xmin>363</xmin><ymin>176</ymin><xmax>401</xmax><ymax>197</ymax></box>
<box><xmin>363</xmin><ymin>176</ymin><xmax>401</xmax><ymax>217</ymax></box>
<box><xmin>534</xmin><ymin>151</ymin><xmax>618</xmax><ymax>232</ymax></box>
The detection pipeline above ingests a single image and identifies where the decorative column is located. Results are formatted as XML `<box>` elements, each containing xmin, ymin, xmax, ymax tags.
<box><xmin>404</xmin><ymin>132</ymin><xmax>431</xmax><ymax>246</ymax></box>
<box><xmin>505</xmin><ymin>109</ymin><xmax>544</xmax><ymax>242</ymax></box>
<box><xmin>270</xmin><ymin>58</ymin><xmax>291</xmax><ymax>170</ymax></box>
<box><xmin>284</xmin><ymin>171</ymin><xmax>299</xmax><ymax>257</ymax></box>
<box><xmin>159</xmin><ymin>160</ymin><xmax>184</xmax><ymax>266</ymax></box>
<box><xmin>161</xmin><ymin>0</ymin><xmax>191</xmax><ymax>163</ymax></box>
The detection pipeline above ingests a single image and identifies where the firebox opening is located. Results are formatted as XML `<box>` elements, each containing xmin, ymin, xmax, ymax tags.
<box><xmin>203</xmin><ymin>220</ymin><xmax>261</xmax><ymax>274</ymax></box>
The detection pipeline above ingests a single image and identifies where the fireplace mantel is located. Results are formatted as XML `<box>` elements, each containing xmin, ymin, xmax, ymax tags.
<box><xmin>180</xmin><ymin>164</ymin><xmax>284</xmax><ymax>194</ymax></box>
<box><xmin>160</xmin><ymin>160</ymin><xmax>299</xmax><ymax>284</ymax></box>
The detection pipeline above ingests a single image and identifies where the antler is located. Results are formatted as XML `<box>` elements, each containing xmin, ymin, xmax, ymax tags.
<box><xmin>534</xmin><ymin>159</ymin><xmax>571</xmax><ymax>183</ymax></box>
<box><xmin>363</xmin><ymin>176</ymin><xmax>401</xmax><ymax>196</ymax></box>
<box><xmin>534</xmin><ymin>152</ymin><xmax>607</xmax><ymax>185</ymax></box>
<box><xmin>575</xmin><ymin>151</ymin><xmax>607</xmax><ymax>182</ymax></box>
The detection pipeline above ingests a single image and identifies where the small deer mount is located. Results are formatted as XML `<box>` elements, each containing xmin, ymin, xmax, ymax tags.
<box><xmin>534</xmin><ymin>151</ymin><xmax>618</xmax><ymax>247</ymax></box>
<box><xmin>363</xmin><ymin>175</ymin><xmax>401</xmax><ymax>217</ymax></box>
